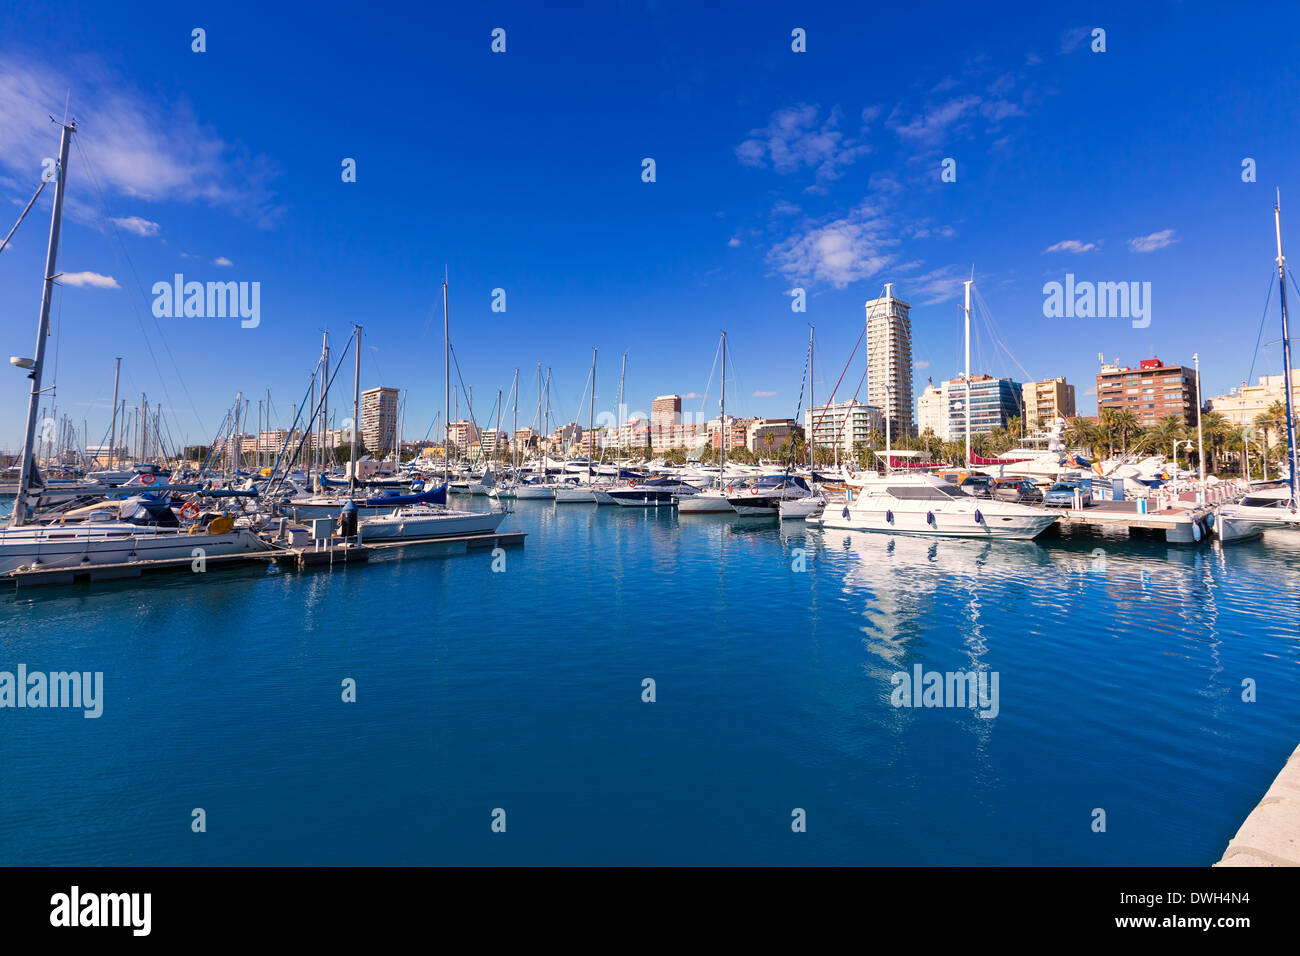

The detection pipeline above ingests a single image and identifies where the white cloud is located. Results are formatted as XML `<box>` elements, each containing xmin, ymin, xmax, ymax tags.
<box><xmin>61</xmin><ymin>271</ymin><xmax>119</xmax><ymax>289</ymax></box>
<box><xmin>1059</xmin><ymin>27</ymin><xmax>1092</xmax><ymax>54</ymax></box>
<box><xmin>887</xmin><ymin>95</ymin><xmax>981</xmax><ymax>144</ymax></box>
<box><xmin>109</xmin><ymin>215</ymin><xmax>160</xmax><ymax>236</ymax></box>
<box><xmin>915</xmin><ymin>360</ymin><xmax>931</xmax><ymax>369</ymax></box>
<box><xmin>736</xmin><ymin>104</ymin><xmax>872</xmax><ymax>181</ymax></box>
<box><xmin>682</xmin><ymin>392</ymin><xmax>702</xmax><ymax>400</ymax></box>
<box><xmin>214</xmin><ymin>256</ymin><xmax>233</xmax><ymax>266</ymax></box>
<box><xmin>753</xmin><ymin>390</ymin><xmax>777</xmax><ymax>398</ymax></box>
<box><xmin>0</xmin><ymin>55</ymin><xmax>282</xmax><ymax>226</ymax></box>
<box><xmin>767</xmin><ymin>202</ymin><xmax>899</xmax><ymax>289</ymax></box>
<box><xmin>1044</xmin><ymin>239</ymin><xmax>1097</xmax><ymax>254</ymax></box>
<box><xmin>905</xmin><ymin>266</ymin><xmax>967</xmax><ymax>305</ymax></box>
<box><xmin>726</xmin><ymin>237</ymin><xmax>741</xmax><ymax>248</ymax></box>
<box><xmin>1128</xmin><ymin>230</ymin><xmax>1178</xmax><ymax>253</ymax></box>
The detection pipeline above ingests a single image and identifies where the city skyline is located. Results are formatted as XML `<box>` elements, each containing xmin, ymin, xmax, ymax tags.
<box><xmin>3</xmin><ymin>1</ymin><xmax>1299</xmax><ymax>450</ymax></box>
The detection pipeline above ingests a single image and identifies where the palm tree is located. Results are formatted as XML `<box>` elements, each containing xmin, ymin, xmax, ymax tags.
<box><xmin>1198</xmin><ymin>411</ymin><xmax>1232</xmax><ymax>474</ymax></box>
<box><xmin>1147</xmin><ymin>415</ymin><xmax>1186</xmax><ymax>457</ymax></box>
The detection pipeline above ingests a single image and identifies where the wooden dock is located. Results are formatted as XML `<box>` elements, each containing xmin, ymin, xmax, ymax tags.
<box><xmin>2</xmin><ymin>529</ymin><xmax>526</xmax><ymax>588</ymax></box>
<box><xmin>1050</xmin><ymin>500</ymin><xmax>1216</xmax><ymax>543</ymax></box>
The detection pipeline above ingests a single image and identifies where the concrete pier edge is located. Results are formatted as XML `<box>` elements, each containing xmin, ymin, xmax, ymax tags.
<box><xmin>1216</xmin><ymin>742</ymin><xmax>1300</xmax><ymax>866</ymax></box>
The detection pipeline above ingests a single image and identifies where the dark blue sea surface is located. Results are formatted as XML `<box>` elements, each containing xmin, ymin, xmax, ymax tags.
<box><xmin>2</xmin><ymin>501</ymin><xmax>1297</xmax><ymax>865</ymax></box>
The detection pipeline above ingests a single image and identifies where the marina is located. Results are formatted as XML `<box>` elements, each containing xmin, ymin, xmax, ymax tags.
<box><xmin>1</xmin><ymin>1</ymin><xmax>1299</xmax><ymax>889</ymax></box>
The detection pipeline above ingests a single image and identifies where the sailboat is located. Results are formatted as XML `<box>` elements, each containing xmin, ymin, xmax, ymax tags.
<box><xmin>1216</xmin><ymin>198</ymin><xmax>1300</xmax><ymax>543</ymax></box>
<box><xmin>555</xmin><ymin>349</ymin><xmax>599</xmax><ymax>502</ymax></box>
<box><xmin>358</xmin><ymin>274</ymin><xmax>506</xmax><ymax>540</ymax></box>
<box><xmin>0</xmin><ymin>120</ymin><xmax>271</xmax><ymax>575</ymax></box>
<box><xmin>677</xmin><ymin>331</ymin><xmax>735</xmax><ymax>513</ymax></box>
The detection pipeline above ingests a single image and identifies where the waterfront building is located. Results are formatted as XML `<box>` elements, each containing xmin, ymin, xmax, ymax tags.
<box><xmin>1022</xmin><ymin>376</ymin><xmax>1076</xmax><ymax>430</ymax></box>
<box><xmin>652</xmin><ymin>395</ymin><xmax>682</xmax><ymax>427</ymax></box>
<box><xmin>1096</xmin><ymin>357</ymin><xmax>1198</xmax><ymax>426</ymax></box>
<box><xmin>746</xmin><ymin>418</ymin><xmax>798</xmax><ymax>455</ymax></box>
<box><xmin>1206</xmin><ymin>372</ymin><xmax>1300</xmax><ymax>445</ymax></box>
<box><xmin>945</xmin><ymin>375</ymin><xmax>1022</xmax><ymax>438</ymax></box>
<box><xmin>361</xmin><ymin>386</ymin><xmax>399</xmax><ymax>453</ymax></box>
<box><xmin>916</xmin><ymin>381</ymin><xmax>948</xmax><ymax>440</ymax></box>
<box><xmin>804</xmin><ymin>400</ymin><xmax>885</xmax><ymax>456</ymax></box>
<box><xmin>864</xmin><ymin>283</ymin><xmax>915</xmax><ymax>436</ymax></box>
<box><xmin>447</xmin><ymin>419</ymin><xmax>481</xmax><ymax>454</ymax></box>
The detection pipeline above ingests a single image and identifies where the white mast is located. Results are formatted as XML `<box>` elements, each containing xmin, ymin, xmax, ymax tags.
<box><xmin>807</xmin><ymin>326</ymin><xmax>814</xmax><ymax>470</ymax></box>
<box><xmin>963</xmin><ymin>276</ymin><xmax>973</xmax><ymax>466</ymax></box>
<box><xmin>616</xmin><ymin>353</ymin><xmax>627</xmax><ymax>475</ymax></box>
<box><xmin>443</xmin><ymin>272</ymin><xmax>450</xmax><ymax>487</ymax></box>
<box><xmin>350</xmin><ymin>325</ymin><xmax>361</xmax><ymax>493</ymax></box>
<box><xmin>12</xmin><ymin>120</ymin><xmax>74</xmax><ymax>526</ymax></box>
<box><xmin>587</xmin><ymin>348</ymin><xmax>597</xmax><ymax>483</ymax></box>
<box><xmin>884</xmin><ymin>285</ymin><xmax>892</xmax><ymax>474</ymax></box>
<box><xmin>108</xmin><ymin>357</ymin><xmax>121</xmax><ymax>471</ymax></box>
<box><xmin>720</xmin><ymin>331</ymin><xmax>727</xmax><ymax>477</ymax></box>
<box><xmin>1275</xmin><ymin>197</ymin><xmax>1299</xmax><ymax>506</ymax></box>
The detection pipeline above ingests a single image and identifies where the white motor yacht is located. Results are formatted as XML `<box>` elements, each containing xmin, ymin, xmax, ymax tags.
<box><xmin>816</xmin><ymin>472</ymin><xmax>1058</xmax><ymax>539</ymax></box>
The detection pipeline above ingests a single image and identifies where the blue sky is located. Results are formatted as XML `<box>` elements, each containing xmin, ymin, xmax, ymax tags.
<box><xmin>2</xmin><ymin>0</ymin><xmax>1299</xmax><ymax>450</ymax></box>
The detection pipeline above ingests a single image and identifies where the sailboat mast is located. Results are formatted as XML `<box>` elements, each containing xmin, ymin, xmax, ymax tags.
<box><xmin>108</xmin><ymin>357</ymin><xmax>121</xmax><ymax>472</ymax></box>
<box><xmin>963</xmin><ymin>277</ymin><xmax>973</xmax><ymax>467</ymax></box>
<box><xmin>1275</xmin><ymin>199</ymin><xmax>1299</xmax><ymax>506</ymax></box>
<box><xmin>808</xmin><ymin>327</ymin><xmax>814</xmax><ymax>470</ymax></box>
<box><xmin>617</xmin><ymin>353</ymin><xmax>626</xmax><ymax>473</ymax></box>
<box><xmin>512</xmin><ymin>368</ymin><xmax>519</xmax><ymax>473</ymax></box>
<box><xmin>443</xmin><ymin>274</ymin><xmax>451</xmax><ymax>486</ymax></box>
<box><xmin>885</xmin><ymin>296</ymin><xmax>892</xmax><ymax>474</ymax></box>
<box><xmin>587</xmin><ymin>348</ymin><xmax>597</xmax><ymax>482</ymax></box>
<box><xmin>350</xmin><ymin>324</ymin><xmax>361</xmax><ymax>493</ymax></box>
<box><xmin>720</xmin><ymin>331</ymin><xmax>728</xmax><ymax>477</ymax></box>
<box><xmin>13</xmin><ymin>120</ymin><xmax>74</xmax><ymax>526</ymax></box>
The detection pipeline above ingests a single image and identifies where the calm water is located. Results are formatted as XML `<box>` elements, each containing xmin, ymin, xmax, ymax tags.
<box><xmin>1</xmin><ymin>500</ymin><xmax>1298</xmax><ymax>865</ymax></box>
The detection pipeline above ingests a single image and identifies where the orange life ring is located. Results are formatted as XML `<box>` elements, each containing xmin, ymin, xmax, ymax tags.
<box><xmin>630</xmin><ymin>478</ymin><xmax>638</xmax><ymax>488</ymax></box>
<box><xmin>180</xmin><ymin>501</ymin><xmax>201</xmax><ymax>520</ymax></box>
<box><xmin>140</xmin><ymin>473</ymin><xmax>155</xmax><ymax>485</ymax></box>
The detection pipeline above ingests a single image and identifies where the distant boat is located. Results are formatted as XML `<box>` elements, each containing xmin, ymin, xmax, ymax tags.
<box><xmin>360</xmin><ymin>503</ymin><xmax>506</xmax><ymax>540</ymax></box>
<box><xmin>727</xmin><ymin>474</ymin><xmax>813</xmax><ymax>517</ymax></box>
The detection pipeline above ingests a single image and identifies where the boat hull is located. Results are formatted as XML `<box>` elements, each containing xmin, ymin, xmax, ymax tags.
<box><xmin>0</xmin><ymin>526</ymin><xmax>271</xmax><ymax>576</ymax></box>
<box><xmin>818</xmin><ymin>504</ymin><xmax>1057</xmax><ymax>539</ymax></box>
<box><xmin>360</xmin><ymin>510</ymin><xmax>506</xmax><ymax>540</ymax></box>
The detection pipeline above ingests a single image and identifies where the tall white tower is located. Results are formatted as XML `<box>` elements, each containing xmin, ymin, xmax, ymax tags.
<box><xmin>864</xmin><ymin>283</ymin><xmax>914</xmax><ymax>436</ymax></box>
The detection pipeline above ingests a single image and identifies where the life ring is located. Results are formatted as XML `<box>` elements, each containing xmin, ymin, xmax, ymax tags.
<box><xmin>140</xmin><ymin>473</ymin><xmax>155</xmax><ymax>485</ymax></box>
<box><xmin>630</xmin><ymin>478</ymin><xmax>638</xmax><ymax>488</ymax></box>
<box><xmin>179</xmin><ymin>501</ymin><xmax>201</xmax><ymax>520</ymax></box>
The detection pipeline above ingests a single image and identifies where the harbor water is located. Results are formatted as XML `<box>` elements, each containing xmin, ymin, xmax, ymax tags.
<box><xmin>1</xmin><ymin>501</ymin><xmax>1298</xmax><ymax>865</ymax></box>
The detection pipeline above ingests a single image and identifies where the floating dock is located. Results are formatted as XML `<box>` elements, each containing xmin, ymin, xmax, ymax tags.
<box><xmin>1050</xmin><ymin>500</ymin><xmax>1215</xmax><ymax>543</ymax></box>
<box><xmin>2</xmin><ymin>529</ymin><xmax>526</xmax><ymax>588</ymax></box>
<box><xmin>1216</xmin><ymin>742</ymin><xmax>1300</xmax><ymax>866</ymax></box>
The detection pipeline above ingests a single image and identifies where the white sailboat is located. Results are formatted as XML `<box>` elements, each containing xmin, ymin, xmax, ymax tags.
<box><xmin>678</xmin><ymin>331</ymin><xmax>734</xmax><ymax>514</ymax></box>
<box><xmin>358</xmin><ymin>274</ymin><xmax>506</xmax><ymax>540</ymax></box>
<box><xmin>555</xmin><ymin>349</ymin><xmax>599</xmax><ymax>503</ymax></box>
<box><xmin>1217</xmin><ymin>198</ymin><xmax>1300</xmax><ymax>543</ymax></box>
<box><xmin>0</xmin><ymin>121</ymin><xmax>269</xmax><ymax>574</ymax></box>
